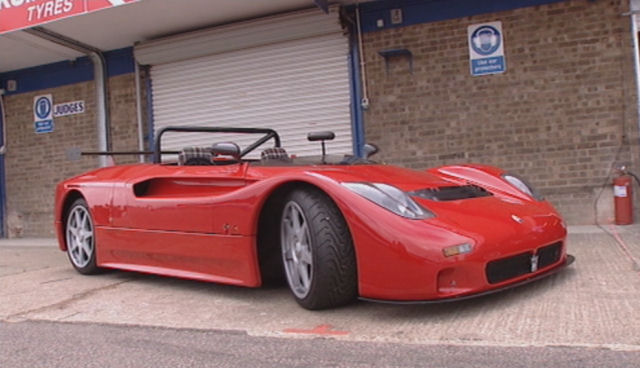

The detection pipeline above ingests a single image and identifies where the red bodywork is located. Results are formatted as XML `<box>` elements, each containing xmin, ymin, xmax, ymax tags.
<box><xmin>54</xmin><ymin>161</ymin><xmax>568</xmax><ymax>302</ymax></box>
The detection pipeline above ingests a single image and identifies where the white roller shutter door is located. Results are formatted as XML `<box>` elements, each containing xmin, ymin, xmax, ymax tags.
<box><xmin>138</xmin><ymin>8</ymin><xmax>353</xmax><ymax>158</ymax></box>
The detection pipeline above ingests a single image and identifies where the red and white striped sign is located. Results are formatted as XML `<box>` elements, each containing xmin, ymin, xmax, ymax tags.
<box><xmin>0</xmin><ymin>0</ymin><xmax>139</xmax><ymax>35</ymax></box>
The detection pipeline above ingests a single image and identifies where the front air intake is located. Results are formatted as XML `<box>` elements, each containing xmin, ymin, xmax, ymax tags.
<box><xmin>409</xmin><ymin>185</ymin><xmax>492</xmax><ymax>201</ymax></box>
<box><xmin>485</xmin><ymin>242</ymin><xmax>563</xmax><ymax>284</ymax></box>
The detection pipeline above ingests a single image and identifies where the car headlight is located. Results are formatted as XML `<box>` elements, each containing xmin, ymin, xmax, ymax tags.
<box><xmin>502</xmin><ymin>174</ymin><xmax>544</xmax><ymax>201</ymax></box>
<box><xmin>443</xmin><ymin>243</ymin><xmax>474</xmax><ymax>257</ymax></box>
<box><xmin>342</xmin><ymin>182</ymin><xmax>435</xmax><ymax>219</ymax></box>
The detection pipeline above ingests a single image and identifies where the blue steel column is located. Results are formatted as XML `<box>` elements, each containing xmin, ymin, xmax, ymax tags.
<box><xmin>144</xmin><ymin>65</ymin><xmax>155</xmax><ymax>152</ymax></box>
<box><xmin>348</xmin><ymin>16</ymin><xmax>366</xmax><ymax>157</ymax></box>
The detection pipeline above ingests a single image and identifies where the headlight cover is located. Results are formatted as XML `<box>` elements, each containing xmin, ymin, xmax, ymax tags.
<box><xmin>502</xmin><ymin>174</ymin><xmax>544</xmax><ymax>201</ymax></box>
<box><xmin>342</xmin><ymin>182</ymin><xmax>435</xmax><ymax>219</ymax></box>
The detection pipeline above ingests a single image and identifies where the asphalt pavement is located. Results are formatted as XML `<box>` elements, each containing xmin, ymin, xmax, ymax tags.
<box><xmin>1</xmin><ymin>225</ymin><xmax>639</xmax><ymax>367</ymax></box>
<box><xmin>2</xmin><ymin>320</ymin><xmax>640</xmax><ymax>368</ymax></box>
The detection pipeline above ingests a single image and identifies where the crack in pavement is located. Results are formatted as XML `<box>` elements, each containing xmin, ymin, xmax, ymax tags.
<box><xmin>3</xmin><ymin>278</ymin><xmax>135</xmax><ymax>322</ymax></box>
<box><xmin>40</xmin><ymin>277</ymin><xmax>74</xmax><ymax>285</ymax></box>
<box><xmin>0</xmin><ymin>266</ymin><xmax>56</xmax><ymax>278</ymax></box>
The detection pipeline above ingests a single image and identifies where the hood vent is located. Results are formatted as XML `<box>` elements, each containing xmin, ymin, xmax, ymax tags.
<box><xmin>409</xmin><ymin>185</ymin><xmax>492</xmax><ymax>202</ymax></box>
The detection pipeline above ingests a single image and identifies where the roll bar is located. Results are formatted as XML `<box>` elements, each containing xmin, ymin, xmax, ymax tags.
<box><xmin>153</xmin><ymin>126</ymin><xmax>281</xmax><ymax>163</ymax></box>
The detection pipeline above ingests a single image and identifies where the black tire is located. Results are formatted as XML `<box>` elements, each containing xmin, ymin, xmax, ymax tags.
<box><xmin>280</xmin><ymin>188</ymin><xmax>357</xmax><ymax>310</ymax></box>
<box><xmin>257</xmin><ymin>195</ymin><xmax>286</xmax><ymax>287</ymax></box>
<box><xmin>64</xmin><ymin>198</ymin><xmax>100</xmax><ymax>275</ymax></box>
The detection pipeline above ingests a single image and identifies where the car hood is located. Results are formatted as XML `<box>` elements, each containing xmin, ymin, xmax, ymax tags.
<box><xmin>302</xmin><ymin>164</ymin><xmax>456</xmax><ymax>191</ymax></box>
<box><xmin>304</xmin><ymin>164</ymin><xmax>564</xmax><ymax>243</ymax></box>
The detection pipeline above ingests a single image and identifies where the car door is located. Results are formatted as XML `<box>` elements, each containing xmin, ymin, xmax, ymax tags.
<box><xmin>98</xmin><ymin>162</ymin><xmax>261</xmax><ymax>286</ymax></box>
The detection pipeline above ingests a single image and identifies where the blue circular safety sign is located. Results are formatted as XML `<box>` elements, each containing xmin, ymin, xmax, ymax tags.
<box><xmin>470</xmin><ymin>25</ymin><xmax>501</xmax><ymax>56</ymax></box>
<box><xmin>35</xmin><ymin>96</ymin><xmax>52</xmax><ymax>120</ymax></box>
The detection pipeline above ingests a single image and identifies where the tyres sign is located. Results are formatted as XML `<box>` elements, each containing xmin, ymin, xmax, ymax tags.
<box><xmin>0</xmin><ymin>0</ymin><xmax>140</xmax><ymax>35</ymax></box>
<box><xmin>33</xmin><ymin>94</ymin><xmax>54</xmax><ymax>134</ymax></box>
<box><xmin>468</xmin><ymin>21</ymin><xmax>506</xmax><ymax>76</ymax></box>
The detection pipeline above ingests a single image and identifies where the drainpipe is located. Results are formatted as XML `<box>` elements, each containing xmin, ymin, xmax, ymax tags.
<box><xmin>24</xmin><ymin>27</ymin><xmax>111</xmax><ymax>167</ymax></box>
<box><xmin>0</xmin><ymin>89</ymin><xmax>6</xmax><ymax>237</ymax></box>
<box><xmin>134</xmin><ymin>62</ymin><xmax>145</xmax><ymax>163</ymax></box>
<box><xmin>631</xmin><ymin>1</ymin><xmax>640</xmax><ymax>150</ymax></box>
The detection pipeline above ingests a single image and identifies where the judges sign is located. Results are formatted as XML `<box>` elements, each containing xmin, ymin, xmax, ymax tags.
<box><xmin>54</xmin><ymin>100</ymin><xmax>85</xmax><ymax>117</ymax></box>
<box><xmin>468</xmin><ymin>21</ymin><xmax>506</xmax><ymax>76</ymax></box>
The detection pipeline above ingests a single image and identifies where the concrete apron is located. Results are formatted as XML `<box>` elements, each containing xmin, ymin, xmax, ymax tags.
<box><xmin>1</xmin><ymin>226</ymin><xmax>639</xmax><ymax>351</ymax></box>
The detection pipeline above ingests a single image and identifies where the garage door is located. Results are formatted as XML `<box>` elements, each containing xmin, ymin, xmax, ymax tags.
<box><xmin>135</xmin><ymin>8</ymin><xmax>353</xmax><ymax>158</ymax></box>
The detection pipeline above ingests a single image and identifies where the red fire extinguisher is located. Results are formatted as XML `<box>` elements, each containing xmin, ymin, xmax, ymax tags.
<box><xmin>613</xmin><ymin>170</ymin><xmax>633</xmax><ymax>225</ymax></box>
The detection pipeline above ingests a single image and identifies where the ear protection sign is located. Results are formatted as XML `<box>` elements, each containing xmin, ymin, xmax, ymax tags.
<box><xmin>473</xmin><ymin>34</ymin><xmax>497</xmax><ymax>49</ymax></box>
<box><xmin>468</xmin><ymin>21</ymin><xmax>506</xmax><ymax>76</ymax></box>
<box><xmin>470</xmin><ymin>25</ymin><xmax>501</xmax><ymax>56</ymax></box>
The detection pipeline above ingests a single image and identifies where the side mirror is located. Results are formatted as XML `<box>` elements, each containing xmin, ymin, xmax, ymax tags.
<box><xmin>363</xmin><ymin>143</ymin><xmax>379</xmax><ymax>158</ymax></box>
<box><xmin>211</xmin><ymin>142</ymin><xmax>241</xmax><ymax>160</ymax></box>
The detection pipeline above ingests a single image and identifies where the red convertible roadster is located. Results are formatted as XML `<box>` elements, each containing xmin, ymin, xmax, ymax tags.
<box><xmin>55</xmin><ymin>127</ymin><xmax>573</xmax><ymax>309</ymax></box>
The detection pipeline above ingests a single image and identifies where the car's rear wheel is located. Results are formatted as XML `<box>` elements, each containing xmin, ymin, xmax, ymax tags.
<box><xmin>65</xmin><ymin>198</ymin><xmax>99</xmax><ymax>275</ymax></box>
<box><xmin>280</xmin><ymin>188</ymin><xmax>357</xmax><ymax>310</ymax></box>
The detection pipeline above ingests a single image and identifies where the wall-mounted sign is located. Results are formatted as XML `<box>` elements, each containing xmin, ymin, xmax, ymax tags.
<box><xmin>54</xmin><ymin>100</ymin><xmax>85</xmax><ymax>117</ymax></box>
<box><xmin>468</xmin><ymin>21</ymin><xmax>506</xmax><ymax>76</ymax></box>
<box><xmin>33</xmin><ymin>94</ymin><xmax>54</xmax><ymax>134</ymax></box>
<box><xmin>0</xmin><ymin>0</ymin><xmax>140</xmax><ymax>35</ymax></box>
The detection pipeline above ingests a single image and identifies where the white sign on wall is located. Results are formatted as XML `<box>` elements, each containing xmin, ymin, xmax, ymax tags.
<box><xmin>468</xmin><ymin>21</ymin><xmax>506</xmax><ymax>76</ymax></box>
<box><xmin>33</xmin><ymin>94</ymin><xmax>54</xmax><ymax>134</ymax></box>
<box><xmin>54</xmin><ymin>100</ymin><xmax>85</xmax><ymax>117</ymax></box>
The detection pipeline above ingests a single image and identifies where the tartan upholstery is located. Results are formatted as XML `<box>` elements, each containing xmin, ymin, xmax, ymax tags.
<box><xmin>261</xmin><ymin>147</ymin><xmax>289</xmax><ymax>161</ymax></box>
<box><xmin>178</xmin><ymin>146</ymin><xmax>213</xmax><ymax>165</ymax></box>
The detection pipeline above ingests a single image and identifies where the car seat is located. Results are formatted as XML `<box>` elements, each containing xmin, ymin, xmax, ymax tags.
<box><xmin>178</xmin><ymin>147</ymin><xmax>213</xmax><ymax>165</ymax></box>
<box><xmin>261</xmin><ymin>147</ymin><xmax>290</xmax><ymax>161</ymax></box>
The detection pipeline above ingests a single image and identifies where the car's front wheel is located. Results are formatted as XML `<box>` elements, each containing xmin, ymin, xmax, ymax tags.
<box><xmin>65</xmin><ymin>198</ymin><xmax>100</xmax><ymax>275</ymax></box>
<box><xmin>280</xmin><ymin>188</ymin><xmax>357</xmax><ymax>310</ymax></box>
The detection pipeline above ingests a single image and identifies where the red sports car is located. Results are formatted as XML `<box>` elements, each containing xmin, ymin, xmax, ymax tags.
<box><xmin>55</xmin><ymin>127</ymin><xmax>574</xmax><ymax>310</ymax></box>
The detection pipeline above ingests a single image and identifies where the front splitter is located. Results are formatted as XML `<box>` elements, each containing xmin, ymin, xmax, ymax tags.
<box><xmin>359</xmin><ymin>254</ymin><xmax>575</xmax><ymax>305</ymax></box>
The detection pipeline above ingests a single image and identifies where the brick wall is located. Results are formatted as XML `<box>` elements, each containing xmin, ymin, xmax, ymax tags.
<box><xmin>362</xmin><ymin>0</ymin><xmax>640</xmax><ymax>224</ymax></box>
<box><xmin>3</xmin><ymin>74</ymin><xmax>141</xmax><ymax>237</ymax></box>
